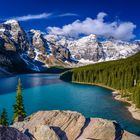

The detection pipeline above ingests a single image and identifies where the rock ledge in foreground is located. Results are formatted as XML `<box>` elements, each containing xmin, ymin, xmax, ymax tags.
<box><xmin>11</xmin><ymin>110</ymin><xmax>140</xmax><ymax>140</ymax></box>
<box><xmin>0</xmin><ymin>126</ymin><xmax>30</xmax><ymax>140</ymax></box>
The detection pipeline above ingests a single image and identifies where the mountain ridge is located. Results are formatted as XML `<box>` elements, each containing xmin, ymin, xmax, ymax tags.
<box><xmin>0</xmin><ymin>19</ymin><xmax>140</xmax><ymax>73</ymax></box>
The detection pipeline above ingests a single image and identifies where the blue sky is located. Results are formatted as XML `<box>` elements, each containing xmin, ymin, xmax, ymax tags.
<box><xmin>0</xmin><ymin>0</ymin><xmax>140</xmax><ymax>40</ymax></box>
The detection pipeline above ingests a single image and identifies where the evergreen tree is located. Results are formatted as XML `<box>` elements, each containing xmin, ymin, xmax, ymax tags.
<box><xmin>135</xmin><ymin>86</ymin><xmax>140</xmax><ymax>108</ymax></box>
<box><xmin>0</xmin><ymin>108</ymin><xmax>8</xmax><ymax>126</ymax></box>
<box><xmin>13</xmin><ymin>78</ymin><xmax>26</xmax><ymax>122</ymax></box>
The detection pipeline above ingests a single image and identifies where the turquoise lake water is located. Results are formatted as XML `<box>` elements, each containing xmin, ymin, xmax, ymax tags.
<box><xmin>0</xmin><ymin>73</ymin><xmax>140</xmax><ymax>135</ymax></box>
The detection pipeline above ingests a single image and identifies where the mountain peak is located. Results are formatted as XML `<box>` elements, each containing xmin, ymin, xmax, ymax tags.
<box><xmin>30</xmin><ymin>29</ymin><xmax>41</xmax><ymax>34</ymax></box>
<box><xmin>88</xmin><ymin>34</ymin><xmax>97</xmax><ymax>39</ymax></box>
<box><xmin>77</xmin><ymin>34</ymin><xmax>97</xmax><ymax>44</ymax></box>
<box><xmin>4</xmin><ymin>19</ymin><xmax>19</xmax><ymax>25</ymax></box>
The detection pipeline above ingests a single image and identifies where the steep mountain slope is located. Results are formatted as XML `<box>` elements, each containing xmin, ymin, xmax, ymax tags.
<box><xmin>0</xmin><ymin>20</ymin><xmax>29</xmax><ymax>52</ymax></box>
<box><xmin>60</xmin><ymin>52</ymin><xmax>140</xmax><ymax>108</ymax></box>
<box><xmin>0</xmin><ymin>20</ymin><xmax>42</xmax><ymax>73</ymax></box>
<box><xmin>27</xmin><ymin>29</ymin><xmax>77</xmax><ymax>67</ymax></box>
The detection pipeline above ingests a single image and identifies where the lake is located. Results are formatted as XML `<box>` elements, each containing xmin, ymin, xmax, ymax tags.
<box><xmin>0</xmin><ymin>73</ymin><xmax>140</xmax><ymax>135</ymax></box>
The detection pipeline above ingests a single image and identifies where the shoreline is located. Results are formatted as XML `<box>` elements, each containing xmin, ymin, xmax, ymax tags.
<box><xmin>113</xmin><ymin>92</ymin><xmax>140</xmax><ymax>121</ymax></box>
<box><xmin>72</xmin><ymin>81</ymin><xmax>140</xmax><ymax>121</ymax></box>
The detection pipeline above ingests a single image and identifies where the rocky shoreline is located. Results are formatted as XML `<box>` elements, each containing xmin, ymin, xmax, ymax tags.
<box><xmin>0</xmin><ymin>110</ymin><xmax>139</xmax><ymax>140</ymax></box>
<box><xmin>112</xmin><ymin>91</ymin><xmax>140</xmax><ymax>121</ymax></box>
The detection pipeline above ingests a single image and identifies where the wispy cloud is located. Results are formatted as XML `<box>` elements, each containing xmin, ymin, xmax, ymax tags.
<box><xmin>8</xmin><ymin>13</ymin><xmax>52</xmax><ymax>21</ymax></box>
<box><xmin>58</xmin><ymin>13</ymin><xmax>78</xmax><ymax>17</ymax></box>
<box><xmin>3</xmin><ymin>12</ymin><xmax>78</xmax><ymax>22</ymax></box>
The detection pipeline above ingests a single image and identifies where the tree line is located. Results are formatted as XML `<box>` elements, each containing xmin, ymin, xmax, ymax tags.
<box><xmin>60</xmin><ymin>52</ymin><xmax>140</xmax><ymax>108</ymax></box>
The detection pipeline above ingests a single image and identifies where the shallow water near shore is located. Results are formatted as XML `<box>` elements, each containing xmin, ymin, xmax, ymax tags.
<box><xmin>0</xmin><ymin>73</ymin><xmax>140</xmax><ymax>135</ymax></box>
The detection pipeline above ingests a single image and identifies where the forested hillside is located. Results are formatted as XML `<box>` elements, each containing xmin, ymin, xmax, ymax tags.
<box><xmin>60</xmin><ymin>52</ymin><xmax>140</xmax><ymax>108</ymax></box>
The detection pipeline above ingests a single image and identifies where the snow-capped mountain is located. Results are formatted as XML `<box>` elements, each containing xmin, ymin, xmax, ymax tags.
<box><xmin>1</xmin><ymin>20</ymin><xmax>29</xmax><ymax>52</ymax></box>
<box><xmin>46</xmin><ymin>34</ymin><xmax>140</xmax><ymax>64</ymax></box>
<box><xmin>0</xmin><ymin>19</ymin><xmax>140</xmax><ymax>73</ymax></box>
<box><xmin>27</xmin><ymin>29</ymin><xmax>76</xmax><ymax>67</ymax></box>
<box><xmin>0</xmin><ymin>20</ymin><xmax>76</xmax><ymax>72</ymax></box>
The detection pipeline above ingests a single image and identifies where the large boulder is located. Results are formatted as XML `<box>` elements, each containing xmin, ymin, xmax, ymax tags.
<box><xmin>13</xmin><ymin>110</ymin><xmax>140</xmax><ymax>140</ymax></box>
<box><xmin>13</xmin><ymin>110</ymin><xmax>85</xmax><ymax>140</ymax></box>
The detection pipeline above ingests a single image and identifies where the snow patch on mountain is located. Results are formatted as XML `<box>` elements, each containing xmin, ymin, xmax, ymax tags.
<box><xmin>4</xmin><ymin>19</ymin><xmax>19</xmax><ymax>24</ymax></box>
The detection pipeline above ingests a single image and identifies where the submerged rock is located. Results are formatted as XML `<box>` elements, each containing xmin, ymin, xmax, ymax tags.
<box><xmin>12</xmin><ymin>110</ymin><xmax>140</xmax><ymax>140</ymax></box>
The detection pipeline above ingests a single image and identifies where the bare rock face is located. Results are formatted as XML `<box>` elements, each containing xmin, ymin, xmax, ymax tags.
<box><xmin>77</xmin><ymin>118</ymin><xmax>117</xmax><ymax>140</ymax></box>
<box><xmin>77</xmin><ymin>118</ymin><xmax>140</xmax><ymax>140</ymax></box>
<box><xmin>122</xmin><ymin>131</ymin><xmax>140</xmax><ymax>140</ymax></box>
<box><xmin>33</xmin><ymin>125</ymin><xmax>60</xmax><ymax>140</ymax></box>
<box><xmin>0</xmin><ymin>20</ymin><xmax>29</xmax><ymax>52</ymax></box>
<box><xmin>27</xmin><ymin>30</ymin><xmax>75</xmax><ymax>66</ymax></box>
<box><xmin>13</xmin><ymin>110</ymin><xmax>140</xmax><ymax>140</ymax></box>
<box><xmin>0</xmin><ymin>126</ymin><xmax>30</xmax><ymax>140</ymax></box>
<box><xmin>28</xmin><ymin>29</ymin><xmax>51</xmax><ymax>57</ymax></box>
<box><xmin>13</xmin><ymin>110</ymin><xmax>85</xmax><ymax>140</ymax></box>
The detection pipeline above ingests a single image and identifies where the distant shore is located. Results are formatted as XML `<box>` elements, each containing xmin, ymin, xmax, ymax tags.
<box><xmin>72</xmin><ymin>81</ymin><xmax>116</xmax><ymax>90</ymax></box>
<box><xmin>72</xmin><ymin>81</ymin><xmax>140</xmax><ymax>121</ymax></box>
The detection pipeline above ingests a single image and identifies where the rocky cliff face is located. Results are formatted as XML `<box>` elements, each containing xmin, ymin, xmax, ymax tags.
<box><xmin>12</xmin><ymin>110</ymin><xmax>140</xmax><ymax>140</ymax></box>
<box><xmin>0</xmin><ymin>20</ymin><xmax>29</xmax><ymax>52</ymax></box>
<box><xmin>28</xmin><ymin>29</ymin><xmax>50</xmax><ymax>58</ymax></box>
<box><xmin>27</xmin><ymin>29</ymin><xmax>75</xmax><ymax>67</ymax></box>
<box><xmin>0</xmin><ymin>20</ymin><xmax>39</xmax><ymax>73</ymax></box>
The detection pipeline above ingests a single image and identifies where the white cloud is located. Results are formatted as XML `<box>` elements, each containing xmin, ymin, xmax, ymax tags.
<box><xmin>47</xmin><ymin>12</ymin><xmax>136</xmax><ymax>40</ymax></box>
<box><xmin>58</xmin><ymin>13</ymin><xmax>78</xmax><ymax>17</ymax></box>
<box><xmin>6</xmin><ymin>13</ymin><xmax>52</xmax><ymax>21</ymax></box>
<box><xmin>97</xmin><ymin>12</ymin><xmax>107</xmax><ymax>21</ymax></box>
<box><xmin>3</xmin><ymin>12</ymin><xmax>78</xmax><ymax>22</ymax></box>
